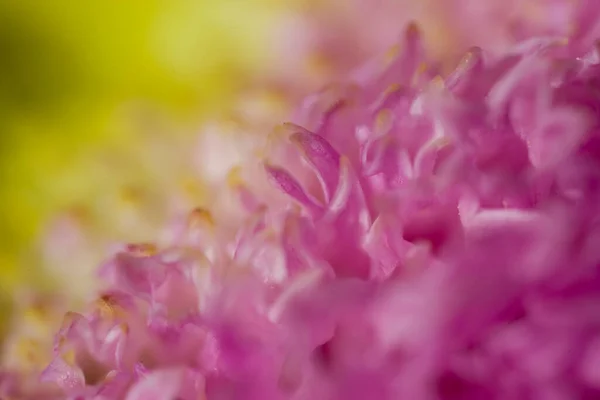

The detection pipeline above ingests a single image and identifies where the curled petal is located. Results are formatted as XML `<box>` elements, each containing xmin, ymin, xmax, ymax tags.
<box><xmin>289</xmin><ymin>125</ymin><xmax>340</xmax><ymax>202</ymax></box>
<box><xmin>264</xmin><ymin>162</ymin><xmax>323</xmax><ymax>216</ymax></box>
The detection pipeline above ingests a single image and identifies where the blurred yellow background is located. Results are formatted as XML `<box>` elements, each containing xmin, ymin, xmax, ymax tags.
<box><xmin>0</xmin><ymin>0</ymin><xmax>288</xmax><ymax>293</ymax></box>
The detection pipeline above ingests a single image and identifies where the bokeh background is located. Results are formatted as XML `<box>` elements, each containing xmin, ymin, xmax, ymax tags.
<box><xmin>0</xmin><ymin>0</ymin><xmax>283</xmax><ymax>287</ymax></box>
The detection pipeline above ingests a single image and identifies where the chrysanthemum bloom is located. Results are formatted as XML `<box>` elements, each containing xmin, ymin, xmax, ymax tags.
<box><xmin>13</xmin><ymin>0</ymin><xmax>429</xmax><ymax>325</ymax></box>
<box><xmin>32</xmin><ymin>0</ymin><xmax>600</xmax><ymax>304</ymax></box>
<box><xmin>4</xmin><ymin>3</ymin><xmax>582</xmax><ymax>353</ymax></box>
<box><xmin>5</xmin><ymin>23</ymin><xmax>600</xmax><ymax>398</ymax></box>
<box><xmin>7</xmin><ymin>0</ymin><xmax>598</xmax><ymax>308</ymax></box>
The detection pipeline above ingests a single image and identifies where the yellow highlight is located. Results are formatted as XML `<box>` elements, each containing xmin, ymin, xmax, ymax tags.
<box><xmin>188</xmin><ymin>208</ymin><xmax>216</xmax><ymax>230</ymax></box>
<box><xmin>61</xmin><ymin>348</ymin><xmax>78</xmax><ymax>367</ymax></box>
<box><xmin>126</xmin><ymin>243</ymin><xmax>159</xmax><ymax>258</ymax></box>
<box><xmin>227</xmin><ymin>166</ymin><xmax>245</xmax><ymax>189</ymax></box>
<box><xmin>375</xmin><ymin>109</ymin><xmax>394</xmax><ymax>135</ymax></box>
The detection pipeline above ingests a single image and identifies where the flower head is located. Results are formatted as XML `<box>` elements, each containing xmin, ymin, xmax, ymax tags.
<box><xmin>23</xmin><ymin>0</ymin><xmax>600</xmax><ymax>317</ymax></box>
<box><xmin>7</xmin><ymin>22</ymin><xmax>600</xmax><ymax>398</ymax></box>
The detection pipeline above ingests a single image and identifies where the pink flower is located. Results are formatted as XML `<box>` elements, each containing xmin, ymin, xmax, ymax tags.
<box><xmin>10</xmin><ymin>23</ymin><xmax>600</xmax><ymax>399</ymax></box>
<box><xmin>32</xmin><ymin>0</ymin><xmax>600</xmax><ymax>314</ymax></box>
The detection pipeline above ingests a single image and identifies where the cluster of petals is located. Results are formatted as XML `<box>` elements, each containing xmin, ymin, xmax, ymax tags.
<box><xmin>7</xmin><ymin>22</ymin><xmax>600</xmax><ymax>399</ymax></box>
<box><xmin>32</xmin><ymin>0</ymin><xmax>600</xmax><ymax>308</ymax></box>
